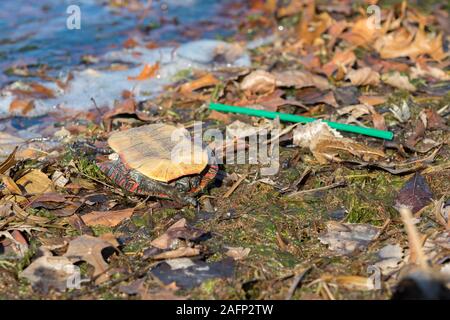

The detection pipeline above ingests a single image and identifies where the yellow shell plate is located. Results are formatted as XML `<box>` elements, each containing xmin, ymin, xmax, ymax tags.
<box><xmin>108</xmin><ymin>124</ymin><xmax>209</xmax><ymax>182</ymax></box>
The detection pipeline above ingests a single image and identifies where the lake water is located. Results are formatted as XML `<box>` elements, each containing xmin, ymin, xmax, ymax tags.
<box><xmin>0</xmin><ymin>0</ymin><xmax>238</xmax><ymax>87</ymax></box>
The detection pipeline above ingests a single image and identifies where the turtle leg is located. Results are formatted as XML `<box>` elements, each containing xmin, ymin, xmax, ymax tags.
<box><xmin>134</xmin><ymin>174</ymin><xmax>198</xmax><ymax>206</ymax></box>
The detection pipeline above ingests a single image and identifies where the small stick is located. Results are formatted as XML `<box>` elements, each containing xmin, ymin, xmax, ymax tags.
<box><xmin>288</xmin><ymin>181</ymin><xmax>345</xmax><ymax>198</ymax></box>
<box><xmin>399</xmin><ymin>207</ymin><xmax>429</xmax><ymax>271</ymax></box>
<box><xmin>223</xmin><ymin>173</ymin><xmax>248</xmax><ymax>198</ymax></box>
<box><xmin>285</xmin><ymin>267</ymin><xmax>311</xmax><ymax>300</ymax></box>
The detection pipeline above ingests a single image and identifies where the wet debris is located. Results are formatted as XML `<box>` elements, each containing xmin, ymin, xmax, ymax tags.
<box><xmin>150</xmin><ymin>258</ymin><xmax>235</xmax><ymax>289</ymax></box>
<box><xmin>318</xmin><ymin>221</ymin><xmax>381</xmax><ymax>256</ymax></box>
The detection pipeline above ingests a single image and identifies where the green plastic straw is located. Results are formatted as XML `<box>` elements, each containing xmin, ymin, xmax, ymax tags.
<box><xmin>209</xmin><ymin>103</ymin><xmax>393</xmax><ymax>140</ymax></box>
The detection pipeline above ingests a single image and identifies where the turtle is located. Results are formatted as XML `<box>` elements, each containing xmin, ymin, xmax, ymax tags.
<box><xmin>97</xmin><ymin>123</ymin><xmax>218</xmax><ymax>205</ymax></box>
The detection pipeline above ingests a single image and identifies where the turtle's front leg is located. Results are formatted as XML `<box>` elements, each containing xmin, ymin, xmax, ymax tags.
<box><xmin>130</xmin><ymin>171</ymin><xmax>198</xmax><ymax>206</ymax></box>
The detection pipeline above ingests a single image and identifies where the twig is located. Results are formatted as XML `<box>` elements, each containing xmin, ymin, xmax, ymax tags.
<box><xmin>223</xmin><ymin>173</ymin><xmax>248</xmax><ymax>198</ymax></box>
<box><xmin>399</xmin><ymin>207</ymin><xmax>430</xmax><ymax>271</ymax></box>
<box><xmin>285</xmin><ymin>267</ymin><xmax>311</xmax><ymax>300</ymax></box>
<box><xmin>287</xmin><ymin>181</ymin><xmax>345</xmax><ymax>198</ymax></box>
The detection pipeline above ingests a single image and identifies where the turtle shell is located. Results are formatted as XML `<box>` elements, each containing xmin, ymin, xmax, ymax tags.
<box><xmin>107</xmin><ymin>123</ymin><xmax>209</xmax><ymax>183</ymax></box>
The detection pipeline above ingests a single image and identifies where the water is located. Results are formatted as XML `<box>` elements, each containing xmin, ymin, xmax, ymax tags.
<box><xmin>0</xmin><ymin>0</ymin><xmax>237</xmax><ymax>87</ymax></box>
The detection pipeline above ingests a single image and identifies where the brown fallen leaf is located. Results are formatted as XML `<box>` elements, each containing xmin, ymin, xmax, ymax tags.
<box><xmin>150</xmin><ymin>218</ymin><xmax>206</xmax><ymax>250</ymax></box>
<box><xmin>405</xmin><ymin>112</ymin><xmax>427</xmax><ymax>147</ymax></box>
<box><xmin>374</xmin><ymin>27</ymin><xmax>447</xmax><ymax>62</ymax></box>
<box><xmin>340</xmin><ymin>16</ymin><xmax>384</xmax><ymax>47</ymax></box>
<box><xmin>9</xmin><ymin>99</ymin><xmax>35</xmax><ymax>115</ymax></box>
<box><xmin>207</xmin><ymin>110</ymin><xmax>232</xmax><ymax>124</ymax></box>
<box><xmin>234</xmin><ymin>90</ymin><xmax>307</xmax><ymax>112</ymax></box>
<box><xmin>0</xmin><ymin>230</ymin><xmax>28</xmax><ymax>258</ymax></box>
<box><xmin>240</xmin><ymin>70</ymin><xmax>276</xmax><ymax>96</ymax></box>
<box><xmin>297</xmin><ymin>11</ymin><xmax>333</xmax><ymax>46</ymax></box>
<box><xmin>293</xmin><ymin>121</ymin><xmax>385</xmax><ymax>164</ymax></box>
<box><xmin>64</xmin><ymin>235</ymin><xmax>117</xmax><ymax>284</ymax></box>
<box><xmin>424</xmin><ymin>109</ymin><xmax>447</xmax><ymax>131</ymax></box>
<box><xmin>1</xmin><ymin>175</ymin><xmax>22</xmax><ymax>195</ymax></box>
<box><xmin>323</xmin><ymin>275</ymin><xmax>375</xmax><ymax>291</ymax></box>
<box><xmin>382</xmin><ymin>72</ymin><xmax>416</xmax><ymax>92</ymax></box>
<box><xmin>16</xmin><ymin>169</ymin><xmax>54</xmax><ymax>194</ymax></box>
<box><xmin>322</xmin><ymin>49</ymin><xmax>356</xmax><ymax>77</ymax></box>
<box><xmin>11</xmin><ymin>83</ymin><xmax>56</xmax><ymax>99</ymax></box>
<box><xmin>371</xmin><ymin>112</ymin><xmax>387</xmax><ymax>131</ymax></box>
<box><xmin>394</xmin><ymin>173</ymin><xmax>433</xmax><ymax>214</ymax></box>
<box><xmin>152</xmin><ymin>247</ymin><xmax>200</xmax><ymax>260</ymax></box>
<box><xmin>128</xmin><ymin>62</ymin><xmax>160</xmax><ymax>81</ymax></box>
<box><xmin>180</xmin><ymin>74</ymin><xmax>219</xmax><ymax>94</ymax></box>
<box><xmin>346</xmin><ymin>67</ymin><xmax>380</xmax><ymax>86</ymax></box>
<box><xmin>20</xmin><ymin>255</ymin><xmax>77</xmax><ymax>292</ymax></box>
<box><xmin>358</xmin><ymin>95</ymin><xmax>387</xmax><ymax>106</ymax></box>
<box><xmin>273</xmin><ymin>70</ymin><xmax>330</xmax><ymax>90</ymax></box>
<box><xmin>80</xmin><ymin>207</ymin><xmax>134</xmax><ymax>227</ymax></box>
<box><xmin>295</xmin><ymin>88</ymin><xmax>338</xmax><ymax>108</ymax></box>
<box><xmin>410</xmin><ymin>62</ymin><xmax>450</xmax><ymax>81</ymax></box>
<box><xmin>225</xmin><ymin>247</ymin><xmax>251</xmax><ymax>260</ymax></box>
<box><xmin>0</xmin><ymin>146</ymin><xmax>17</xmax><ymax>175</ymax></box>
<box><xmin>123</xmin><ymin>37</ymin><xmax>138</xmax><ymax>49</ymax></box>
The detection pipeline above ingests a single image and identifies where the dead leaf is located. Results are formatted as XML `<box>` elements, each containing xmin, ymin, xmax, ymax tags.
<box><xmin>394</xmin><ymin>173</ymin><xmax>433</xmax><ymax>214</ymax></box>
<box><xmin>382</xmin><ymin>72</ymin><xmax>416</xmax><ymax>91</ymax></box>
<box><xmin>1</xmin><ymin>175</ymin><xmax>22</xmax><ymax>195</ymax></box>
<box><xmin>358</xmin><ymin>95</ymin><xmax>387</xmax><ymax>106</ymax></box>
<box><xmin>341</xmin><ymin>16</ymin><xmax>383</xmax><ymax>46</ymax></box>
<box><xmin>424</xmin><ymin>109</ymin><xmax>447</xmax><ymax>131</ymax></box>
<box><xmin>410</xmin><ymin>63</ymin><xmax>450</xmax><ymax>81</ymax></box>
<box><xmin>0</xmin><ymin>146</ymin><xmax>17</xmax><ymax>175</ymax></box>
<box><xmin>324</xmin><ymin>275</ymin><xmax>375</xmax><ymax>290</ymax></box>
<box><xmin>293</xmin><ymin>121</ymin><xmax>385</xmax><ymax>164</ymax></box>
<box><xmin>295</xmin><ymin>88</ymin><xmax>338</xmax><ymax>108</ymax></box>
<box><xmin>346</xmin><ymin>67</ymin><xmax>380</xmax><ymax>86</ymax></box>
<box><xmin>406</xmin><ymin>114</ymin><xmax>427</xmax><ymax>147</ymax></box>
<box><xmin>51</xmin><ymin>170</ymin><xmax>69</xmax><ymax>188</ymax></box>
<box><xmin>64</xmin><ymin>235</ymin><xmax>117</xmax><ymax>284</ymax></box>
<box><xmin>20</xmin><ymin>255</ymin><xmax>77</xmax><ymax>292</ymax></box>
<box><xmin>225</xmin><ymin>247</ymin><xmax>251</xmax><ymax>260</ymax></box>
<box><xmin>371</xmin><ymin>112</ymin><xmax>387</xmax><ymax>131</ymax></box>
<box><xmin>374</xmin><ymin>244</ymin><xmax>406</xmax><ymax>276</ymax></box>
<box><xmin>128</xmin><ymin>62</ymin><xmax>160</xmax><ymax>81</ymax></box>
<box><xmin>319</xmin><ymin>221</ymin><xmax>380</xmax><ymax>255</ymax></box>
<box><xmin>152</xmin><ymin>247</ymin><xmax>200</xmax><ymax>260</ymax></box>
<box><xmin>240</xmin><ymin>70</ymin><xmax>276</xmax><ymax>96</ymax></box>
<box><xmin>150</xmin><ymin>218</ymin><xmax>207</xmax><ymax>250</ymax></box>
<box><xmin>16</xmin><ymin>169</ymin><xmax>54</xmax><ymax>194</ymax></box>
<box><xmin>207</xmin><ymin>110</ymin><xmax>232</xmax><ymax>124</ymax></box>
<box><xmin>81</xmin><ymin>207</ymin><xmax>134</xmax><ymax>227</ymax></box>
<box><xmin>180</xmin><ymin>74</ymin><xmax>219</xmax><ymax>94</ymax></box>
<box><xmin>123</xmin><ymin>37</ymin><xmax>138</xmax><ymax>48</ymax></box>
<box><xmin>374</xmin><ymin>28</ymin><xmax>447</xmax><ymax>62</ymax></box>
<box><xmin>0</xmin><ymin>230</ymin><xmax>28</xmax><ymax>258</ymax></box>
<box><xmin>273</xmin><ymin>70</ymin><xmax>330</xmax><ymax>90</ymax></box>
<box><xmin>11</xmin><ymin>83</ymin><xmax>55</xmax><ymax>99</ymax></box>
<box><xmin>298</xmin><ymin>11</ymin><xmax>333</xmax><ymax>46</ymax></box>
<box><xmin>322</xmin><ymin>49</ymin><xmax>356</xmax><ymax>77</ymax></box>
<box><xmin>9</xmin><ymin>99</ymin><xmax>35</xmax><ymax>115</ymax></box>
